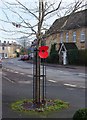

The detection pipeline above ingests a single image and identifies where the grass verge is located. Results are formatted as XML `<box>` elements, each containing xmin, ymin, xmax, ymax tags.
<box><xmin>11</xmin><ymin>99</ymin><xmax>69</xmax><ymax>117</ymax></box>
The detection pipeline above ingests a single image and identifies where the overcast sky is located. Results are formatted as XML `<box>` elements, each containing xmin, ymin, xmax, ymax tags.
<box><xmin>0</xmin><ymin>0</ymin><xmax>86</xmax><ymax>43</ymax></box>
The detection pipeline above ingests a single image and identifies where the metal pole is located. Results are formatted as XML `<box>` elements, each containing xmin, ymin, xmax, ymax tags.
<box><xmin>33</xmin><ymin>52</ymin><xmax>35</xmax><ymax>103</ymax></box>
<box><xmin>44</xmin><ymin>59</ymin><xmax>46</xmax><ymax>100</ymax></box>
<box><xmin>42</xmin><ymin>58</ymin><xmax>45</xmax><ymax>102</ymax></box>
<box><xmin>35</xmin><ymin>48</ymin><xmax>38</xmax><ymax>104</ymax></box>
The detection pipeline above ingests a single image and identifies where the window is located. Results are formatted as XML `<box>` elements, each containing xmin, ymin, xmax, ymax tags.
<box><xmin>72</xmin><ymin>32</ymin><xmax>76</xmax><ymax>42</ymax></box>
<box><xmin>60</xmin><ymin>33</ymin><xmax>63</xmax><ymax>43</ymax></box>
<box><xmin>4</xmin><ymin>53</ymin><xmax>8</xmax><ymax>58</ymax></box>
<box><xmin>80</xmin><ymin>31</ymin><xmax>85</xmax><ymax>42</ymax></box>
<box><xmin>2</xmin><ymin>46</ymin><xmax>5</xmax><ymax>50</ymax></box>
<box><xmin>66</xmin><ymin>32</ymin><xmax>69</xmax><ymax>42</ymax></box>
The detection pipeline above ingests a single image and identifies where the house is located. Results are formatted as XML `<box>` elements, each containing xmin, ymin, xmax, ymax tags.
<box><xmin>0</xmin><ymin>41</ymin><xmax>21</xmax><ymax>58</ymax></box>
<box><xmin>45</xmin><ymin>9</ymin><xmax>87</xmax><ymax>64</ymax></box>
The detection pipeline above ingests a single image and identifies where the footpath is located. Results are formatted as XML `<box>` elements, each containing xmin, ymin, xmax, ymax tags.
<box><xmin>26</xmin><ymin>60</ymin><xmax>86</xmax><ymax>73</ymax></box>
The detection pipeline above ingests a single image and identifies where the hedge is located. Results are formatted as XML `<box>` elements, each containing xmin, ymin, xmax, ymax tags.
<box><xmin>67</xmin><ymin>49</ymin><xmax>78</xmax><ymax>65</ymax></box>
<box><xmin>67</xmin><ymin>49</ymin><xmax>87</xmax><ymax>66</ymax></box>
<box><xmin>73</xmin><ymin>108</ymin><xmax>87</xmax><ymax>120</ymax></box>
<box><xmin>78</xmin><ymin>49</ymin><xmax>87</xmax><ymax>66</ymax></box>
<box><xmin>46</xmin><ymin>52</ymin><xmax>59</xmax><ymax>64</ymax></box>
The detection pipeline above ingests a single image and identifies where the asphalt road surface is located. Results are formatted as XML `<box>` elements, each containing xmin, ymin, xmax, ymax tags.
<box><xmin>2</xmin><ymin>58</ymin><xmax>86</xmax><ymax>89</ymax></box>
<box><xmin>2</xmin><ymin>59</ymin><xmax>85</xmax><ymax>119</ymax></box>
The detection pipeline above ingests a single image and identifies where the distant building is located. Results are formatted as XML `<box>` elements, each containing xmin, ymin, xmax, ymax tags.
<box><xmin>0</xmin><ymin>41</ymin><xmax>21</xmax><ymax>58</ymax></box>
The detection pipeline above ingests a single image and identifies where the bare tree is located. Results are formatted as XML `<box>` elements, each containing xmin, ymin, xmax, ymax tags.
<box><xmin>0</xmin><ymin>0</ymin><xmax>85</xmax><ymax>40</ymax></box>
<box><xmin>0</xmin><ymin>0</ymin><xmax>86</xmax><ymax>107</ymax></box>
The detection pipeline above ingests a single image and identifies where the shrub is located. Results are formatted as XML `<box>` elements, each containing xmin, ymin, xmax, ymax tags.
<box><xmin>47</xmin><ymin>52</ymin><xmax>59</xmax><ymax>64</ymax></box>
<box><xmin>67</xmin><ymin>49</ymin><xmax>87</xmax><ymax>66</ymax></box>
<box><xmin>78</xmin><ymin>49</ymin><xmax>87</xmax><ymax>66</ymax></box>
<box><xmin>67</xmin><ymin>49</ymin><xmax>79</xmax><ymax>65</ymax></box>
<box><xmin>46</xmin><ymin>43</ymin><xmax>59</xmax><ymax>64</ymax></box>
<box><xmin>73</xmin><ymin>108</ymin><xmax>87</xmax><ymax>120</ymax></box>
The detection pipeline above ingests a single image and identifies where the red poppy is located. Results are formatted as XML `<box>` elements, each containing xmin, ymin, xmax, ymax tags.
<box><xmin>38</xmin><ymin>46</ymin><xmax>49</xmax><ymax>58</ymax></box>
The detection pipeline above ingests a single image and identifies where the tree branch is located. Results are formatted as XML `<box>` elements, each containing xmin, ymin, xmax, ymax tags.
<box><xmin>15</xmin><ymin>0</ymin><xmax>39</xmax><ymax>20</ymax></box>
<box><xmin>44</xmin><ymin>0</ymin><xmax>62</xmax><ymax>17</ymax></box>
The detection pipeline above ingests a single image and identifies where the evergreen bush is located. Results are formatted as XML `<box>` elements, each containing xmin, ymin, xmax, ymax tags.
<box><xmin>73</xmin><ymin>108</ymin><xmax>87</xmax><ymax>120</ymax></box>
<box><xmin>78</xmin><ymin>49</ymin><xmax>87</xmax><ymax>66</ymax></box>
<box><xmin>46</xmin><ymin>43</ymin><xmax>59</xmax><ymax>64</ymax></box>
<box><xmin>67</xmin><ymin>49</ymin><xmax>79</xmax><ymax>65</ymax></box>
<box><xmin>67</xmin><ymin>49</ymin><xmax>87</xmax><ymax>66</ymax></box>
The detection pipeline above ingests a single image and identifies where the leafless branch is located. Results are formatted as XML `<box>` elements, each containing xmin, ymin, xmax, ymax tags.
<box><xmin>1</xmin><ymin>1</ymin><xmax>37</xmax><ymax>34</ymax></box>
<box><xmin>0</xmin><ymin>0</ymin><xmax>86</xmax><ymax>42</ymax></box>
<box><xmin>15</xmin><ymin>0</ymin><xmax>39</xmax><ymax>20</ymax></box>
<box><xmin>0</xmin><ymin>27</ymin><xmax>36</xmax><ymax>35</ymax></box>
<box><xmin>45</xmin><ymin>0</ymin><xmax>62</xmax><ymax>17</ymax></box>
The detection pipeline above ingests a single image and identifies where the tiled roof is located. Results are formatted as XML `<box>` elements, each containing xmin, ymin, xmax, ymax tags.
<box><xmin>46</xmin><ymin>9</ymin><xmax>87</xmax><ymax>35</ymax></box>
<box><xmin>64</xmin><ymin>43</ymin><xmax>78</xmax><ymax>50</ymax></box>
<box><xmin>58</xmin><ymin>42</ymin><xmax>78</xmax><ymax>52</ymax></box>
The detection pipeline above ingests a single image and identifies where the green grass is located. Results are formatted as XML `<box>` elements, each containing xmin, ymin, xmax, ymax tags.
<box><xmin>11</xmin><ymin>99</ymin><xmax>69</xmax><ymax>117</ymax></box>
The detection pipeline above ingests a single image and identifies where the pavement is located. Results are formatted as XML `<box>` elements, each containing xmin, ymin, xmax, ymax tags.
<box><xmin>26</xmin><ymin>59</ymin><xmax>86</xmax><ymax>73</ymax></box>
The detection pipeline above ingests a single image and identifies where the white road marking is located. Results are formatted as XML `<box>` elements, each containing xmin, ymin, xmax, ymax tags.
<box><xmin>48</xmin><ymin>80</ymin><xmax>56</xmax><ymax>83</ymax></box>
<box><xmin>20</xmin><ymin>73</ymin><xmax>24</xmax><ymax>75</ymax></box>
<box><xmin>6</xmin><ymin>69</ymin><xmax>10</xmax><ymax>71</ymax></box>
<box><xmin>3</xmin><ymin>76</ymin><xmax>15</xmax><ymax>83</ymax></box>
<box><xmin>18</xmin><ymin>81</ymin><xmax>31</xmax><ymax>84</ymax></box>
<box><xmin>27</xmin><ymin>75</ymin><xmax>32</xmax><ymax>77</ymax></box>
<box><xmin>14</xmin><ymin>71</ymin><xmax>19</xmax><ymax>74</ymax></box>
<box><xmin>78</xmin><ymin>73</ymin><xmax>85</xmax><ymax>77</ymax></box>
<box><xmin>10</xmin><ymin>70</ymin><xmax>14</xmax><ymax>72</ymax></box>
<box><xmin>64</xmin><ymin>83</ymin><xmax>77</xmax><ymax>87</ymax></box>
<box><xmin>79</xmin><ymin>86</ymin><xmax>86</xmax><ymax>89</ymax></box>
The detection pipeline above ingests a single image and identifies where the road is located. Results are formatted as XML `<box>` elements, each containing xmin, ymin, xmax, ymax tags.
<box><xmin>2</xmin><ymin>58</ymin><xmax>86</xmax><ymax>88</ymax></box>
<box><xmin>2</xmin><ymin>58</ymin><xmax>86</xmax><ymax>118</ymax></box>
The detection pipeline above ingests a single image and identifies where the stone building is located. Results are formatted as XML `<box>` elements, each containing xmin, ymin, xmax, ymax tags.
<box><xmin>0</xmin><ymin>41</ymin><xmax>21</xmax><ymax>58</ymax></box>
<box><xmin>44</xmin><ymin>9</ymin><xmax>87</xmax><ymax>64</ymax></box>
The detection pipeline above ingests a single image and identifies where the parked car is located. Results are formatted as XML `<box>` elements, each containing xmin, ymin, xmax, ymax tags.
<box><xmin>21</xmin><ymin>55</ymin><xmax>29</xmax><ymax>61</ymax></box>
